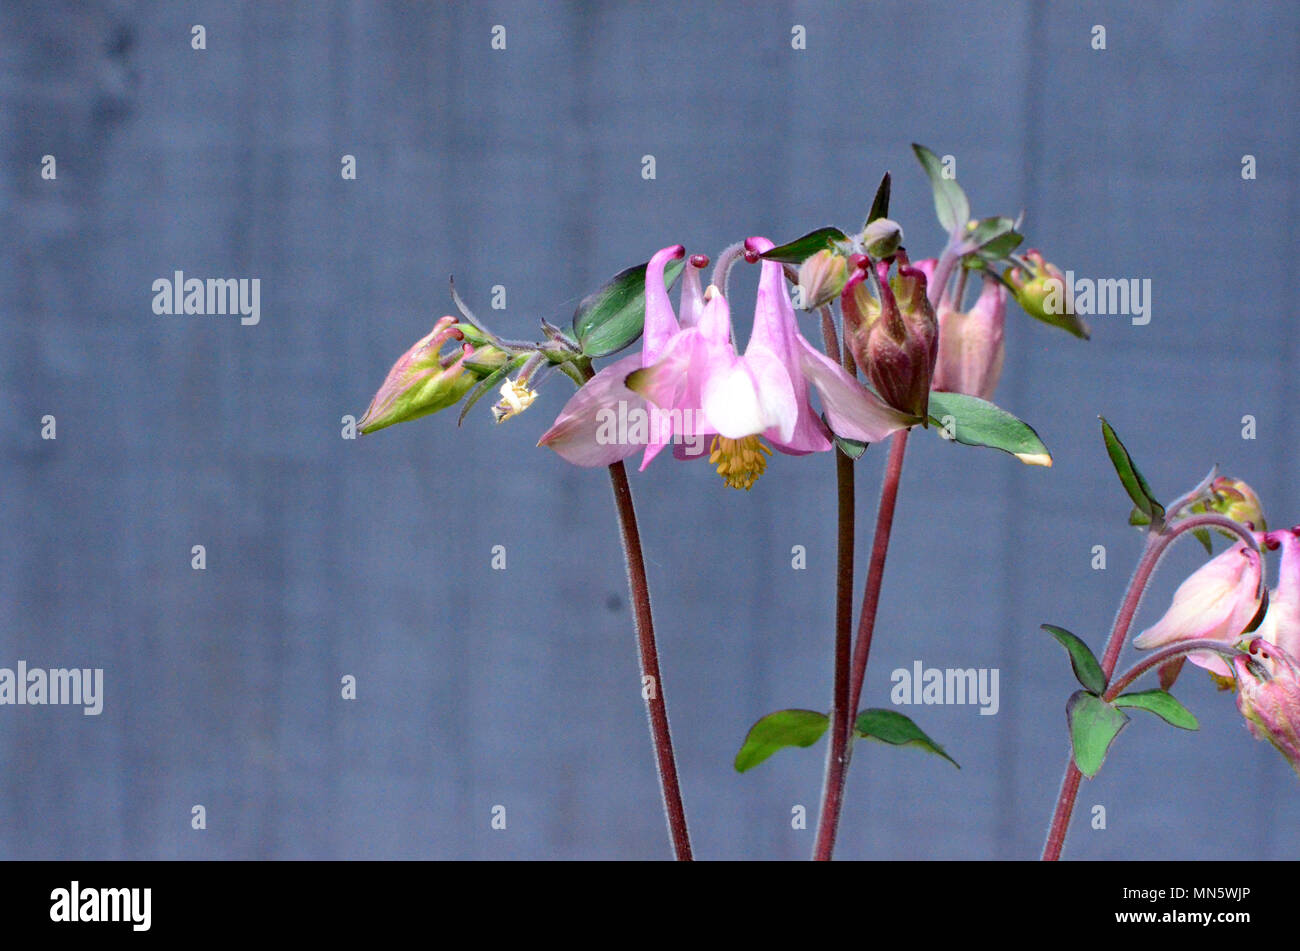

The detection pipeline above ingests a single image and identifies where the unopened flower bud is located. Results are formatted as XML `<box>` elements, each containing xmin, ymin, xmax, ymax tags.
<box><xmin>796</xmin><ymin>249</ymin><xmax>848</xmax><ymax>311</ymax></box>
<box><xmin>861</xmin><ymin>217</ymin><xmax>903</xmax><ymax>259</ymax></box>
<box><xmin>1209</xmin><ymin>477</ymin><xmax>1267</xmax><ymax>531</ymax></box>
<box><xmin>359</xmin><ymin>316</ymin><xmax>480</xmax><ymax>434</ymax></box>
<box><xmin>861</xmin><ymin>259</ymin><xmax>936</xmax><ymax>420</ymax></box>
<box><xmin>1004</xmin><ymin>249</ymin><xmax>1090</xmax><ymax>339</ymax></box>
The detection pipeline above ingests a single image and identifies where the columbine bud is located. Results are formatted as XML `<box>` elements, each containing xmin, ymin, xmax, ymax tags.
<box><xmin>860</xmin><ymin>217</ymin><xmax>903</xmax><ymax>259</ymax></box>
<box><xmin>1233</xmin><ymin>638</ymin><xmax>1300</xmax><ymax>777</ymax></box>
<box><xmin>1209</xmin><ymin>477</ymin><xmax>1267</xmax><ymax>531</ymax></box>
<box><xmin>1004</xmin><ymin>249</ymin><xmax>1090</xmax><ymax>339</ymax></box>
<box><xmin>796</xmin><ymin>249</ymin><xmax>848</xmax><ymax>311</ymax></box>
<box><xmin>860</xmin><ymin>257</ymin><xmax>936</xmax><ymax>420</ymax></box>
<box><xmin>1134</xmin><ymin>540</ymin><xmax>1264</xmax><ymax>678</ymax></box>
<box><xmin>932</xmin><ymin>275</ymin><xmax>1007</xmax><ymax>401</ymax></box>
<box><xmin>359</xmin><ymin>316</ymin><xmax>480</xmax><ymax>434</ymax></box>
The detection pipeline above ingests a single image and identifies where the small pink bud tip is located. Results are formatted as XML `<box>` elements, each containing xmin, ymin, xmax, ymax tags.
<box><xmin>689</xmin><ymin>253</ymin><xmax>710</xmax><ymax>269</ymax></box>
<box><xmin>848</xmin><ymin>253</ymin><xmax>868</xmax><ymax>271</ymax></box>
<box><xmin>894</xmin><ymin>248</ymin><xmax>911</xmax><ymax>266</ymax></box>
<box><xmin>447</xmin><ymin>326</ymin><xmax>465</xmax><ymax>341</ymax></box>
<box><xmin>668</xmin><ymin>245</ymin><xmax>686</xmax><ymax>259</ymax></box>
<box><xmin>743</xmin><ymin>247</ymin><xmax>761</xmax><ymax>264</ymax></box>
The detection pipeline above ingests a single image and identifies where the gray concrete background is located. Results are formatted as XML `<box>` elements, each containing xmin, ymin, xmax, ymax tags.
<box><xmin>0</xmin><ymin>0</ymin><xmax>1296</xmax><ymax>859</ymax></box>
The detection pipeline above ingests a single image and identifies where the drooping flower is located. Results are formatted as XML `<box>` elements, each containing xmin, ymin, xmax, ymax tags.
<box><xmin>540</xmin><ymin>240</ymin><xmax>916</xmax><ymax>488</ymax></box>
<box><xmin>932</xmin><ymin>274</ymin><xmax>1007</xmax><ymax>402</ymax></box>
<box><xmin>1133</xmin><ymin>541</ymin><xmax>1264</xmax><ymax>678</ymax></box>
<box><xmin>1233</xmin><ymin>637</ymin><xmax>1300</xmax><ymax>776</ymax></box>
<box><xmin>359</xmin><ymin>316</ymin><xmax>505</xmax><ymax>434</ymax></box>
<box><xmin>537</xmin><ymin>244</ymin><xmax>700</xmax><ymax>468</ymax></box>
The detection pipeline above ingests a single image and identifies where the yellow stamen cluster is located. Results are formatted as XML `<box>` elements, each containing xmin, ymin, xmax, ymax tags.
<box><xmin>492</xmin><ymin>378</ymin><xmax>538</xmax><ymax>423</ymax></box>
<box><xmin>709</xmin><ymin>435</ymin><xmax>772</xmax><ymax>490</ymax></box>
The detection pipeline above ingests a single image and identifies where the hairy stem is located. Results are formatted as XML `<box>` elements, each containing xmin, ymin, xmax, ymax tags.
<box><xmin>607</xmin><ymin>460</ymin><xmax>693</xmax><ymax>860</ymax></box>
<box><xmin>812</xmin><ymin>307</ymin><xmax>857</xmax><ymax>862</ymax></box>
<box><xmin>814</xmin><ymin>426</ymin><xmax>912</xmax><ymax>860</ymax></box>
<box><xmin>1042</xmin><ymin>511</ymin><xmax>1261</xmax><ymax>860</ymax></box>
<box><xmin>1104</xmin><ymin>639</ymin><xmax>1243</xmax><ymax>701</ymax></box>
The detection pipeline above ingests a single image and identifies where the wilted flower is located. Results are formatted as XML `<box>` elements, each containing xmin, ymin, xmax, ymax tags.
<box><xmin>491</xmin><ymin>377</ymin><xmax>539</xmax><ymax>423</ymax></box>
<box><xmin>1133</xmin><ymin>540</ymin><xmax>1264</xmax><ymax>678</ymax></box>
<box><xmin>359</xmin><ymin>316</ymin><xmax>503</xmax><ymax>434</ymax></box>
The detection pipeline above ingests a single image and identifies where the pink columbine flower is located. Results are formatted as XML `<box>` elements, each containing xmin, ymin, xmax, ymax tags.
<box><xmin>1233</xmin><ymin>637</ymin><xmax>1300</xmax><ymax>776</ymax></box>
<box><xmin>537</xmin><ymin>244</ymin><xmax>701</xmax><ymax>468</ymax></box>
<box><xmin>932</xmin><ymin>275</ymin><xmax>1007</xmax><ymax>402</ymax></box>
<box><xmin>540</xmin><ymin>240</ymin><xmax>914</xmax><ymax>488</ymax></box>
<box><xmin>1133</xmin><ymin>540</ymin><xmax>1264</xmax><ymax>678</ymax></box>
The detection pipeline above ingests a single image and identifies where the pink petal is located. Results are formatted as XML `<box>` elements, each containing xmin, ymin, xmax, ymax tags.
<box><xmin>537</xmin><ymin>354</ymin><xmax>643</xmax><ymax>467</ymax></box>
<box><xmin>796</xmin><ymin>337</ymin><xmax>916</xmax><ymax>443</ymax></box>
<box><xmin>642</xmin><ymin>245</ymin><xmax>686</xmax><ymax>364</ymax></box>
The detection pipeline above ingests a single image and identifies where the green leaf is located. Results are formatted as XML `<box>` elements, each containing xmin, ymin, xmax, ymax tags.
<box><xmin>912</xmin><ymin>143</ymin><xmax>970</xmax><ymax>235</ymax></box>
<box><xmin>572</xmin><ymin>256</ymin><xmax>686</xmax><ymax>358</ymax></box>
<box><xmin>1066</xmin><ymin>690</ymin><xmax>1129</xmax><ymax>778</ymax></box>
<box><xmin>1128</xmin><ymin>506</ymin><xmax>1151</xmax><ymax>527</ymax></box>
<box><xmin>1113</xmin><ymin>689</ymin><xmax>1199</xmax><ymax>730</ymax></box>
<box><xmin>975</xmin><ymin>229</ymin><xmax>1024</xmax><ymax>260</ymax></box>
<box><xmin>733</xmin><ymin>709</ymin><xmax>829</xmax><ymax>773</ymax></box>
<box><xmin>1192</xmin><ymin>527</ymin><xmax>1214</xmax><ymax>555</ymax></box>
<box><xmin>1042</xmin><ymin>624</ymin><xmax>1107</xmax><ymax>695</ymax></box>
<box><xmin>758</xmin><ymin>226</ymin><xmax>849</xmax><ymax>265</ymax></box>
<box><xmin>962</xmin><ymin>216</ymin><xmax>1016</xmax><ymax>252</ymax></box>
<box><xmin>853</xmin><ymin>709</ymin><xmax>959</xmax><ymax>768</ymax></box>
<box><xmin>834</xmin><ymin>433</ymin><xmax>868</xmax><ymax>460</ymax></box>
<box><xmin>1100</xmin><ymin>417</ymin><xmax>1165</xmax><ymax>525</ymax></box>
<box><xmin>927</xmin><ymin>391</ymin><xmax>1052</xmax><ymax>466</ymax></box>
<box><xmin>822</xmin><ymin>412</ymin><xmax>867</xmax><ymax>459</ymax></box>
<box><xmin>865</xmin><ymin>172</ymin><xmax>891</xmax><ymax>226</ymax></box>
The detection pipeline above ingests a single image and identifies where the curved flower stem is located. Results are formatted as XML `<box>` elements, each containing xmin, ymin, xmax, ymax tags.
<box><xmin>812</xmin><ymin>307</ymin><xmax>857</xmax><ymax>862</ymax></box>
<box><xmin>1042</xmin><ymin>511</ymin><xmax>1260</xmax><ymax>860</ymax></box>
<box><xmin>814</xmin><ymin>426</ymin><xmax>912</xmax><ymax>861</ymax></box>
<box><xmin>1104</xmin><ymin>639</ymin><xmax>1243</xmax><ymax>701</ymax></box>
<box><xmin>711</xmin><ymin>241</ymin><xmax>748</xmax><ymax>299</ymax></box>
<box><xmin>606</xmin><ymin>459</ymin><xmax>693</xmax><ymax>860</ymax></box>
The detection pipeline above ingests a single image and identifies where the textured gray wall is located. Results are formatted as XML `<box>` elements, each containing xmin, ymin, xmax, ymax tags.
<box><xmin>0</xmin><ymin>0</ymin><xmax>1296</xmax><ymax>859</ymax></box>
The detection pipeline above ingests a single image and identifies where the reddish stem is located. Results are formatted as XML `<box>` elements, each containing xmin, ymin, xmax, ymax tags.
<box><xmin>813</xmin><ymin>427</ymin><xmax>911</xmax><ymax>860</ymax></box>
<box><xmin>1041</xmin><ymin>512</ymin><xmax>1259</xmax><ymax>860</ymax></box>
<box><xmin>607</xmin><ymin>460</ymin><xmax>693</xmax><ymax>860</ymax></box>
